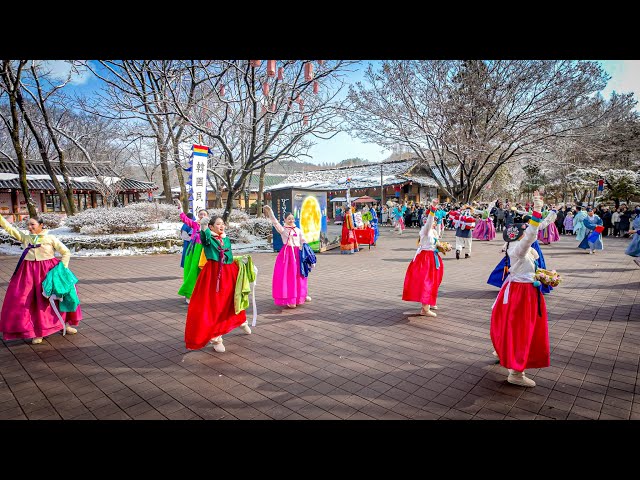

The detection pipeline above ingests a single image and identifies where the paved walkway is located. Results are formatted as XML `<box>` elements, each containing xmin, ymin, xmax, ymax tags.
<box><xmin>1</xmin><ymin>227</ymin><xmax>639</xmax><ymax>420</ymax></box>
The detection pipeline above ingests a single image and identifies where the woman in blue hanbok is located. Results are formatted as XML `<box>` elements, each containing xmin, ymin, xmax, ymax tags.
<box><xmin>573</xmin><ymin>207</ymin><xmax>588</xmax><ymax>243</ymax></box>
<box><xmin>624</xmin><ymin>208</ymin><xmax>640</xmax><ymax>267</ymax></box>
<box><xmin>369</xmin><ymin>204</ymin><xmax>380</xmax><ymax>244</ymax></box>
<box><xmin>578</xmin><ymin>209</ymin><xmax>603</xmax><ymax>254</ymax></box>
<box><xmin>487</xmin><ymin>211</ymin><xmax>557</xmax><ymax>294</ymax></box>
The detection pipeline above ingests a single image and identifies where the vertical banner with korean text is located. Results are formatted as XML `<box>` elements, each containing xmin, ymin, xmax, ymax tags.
<box><xmin>190</xmin><ymin>144</ymin><xmax>209</xmax><ymax>213</ymax></box>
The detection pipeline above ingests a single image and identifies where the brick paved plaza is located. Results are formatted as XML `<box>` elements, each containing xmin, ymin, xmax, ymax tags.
<box><xmin>1</xmin><ymin>227</ymin><xmax>639</xmax><ymax>420</ymax></box>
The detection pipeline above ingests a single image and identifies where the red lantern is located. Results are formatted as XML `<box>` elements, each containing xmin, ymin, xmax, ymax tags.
<box><xmin>271</xmin><ymin>103</ymin><xmax>276</xmax><ymax>113</ymax></box>
<box><xmin>313</xmin><ymin>81</ymin><xmax>319</xmax><ymax>94</ymax></box>
<box><xmin>318</xmin><ymin>60</ymin><xmax>325</xmax><ymax>66</ymax></box>
<box><xmin>262</xmin><ymin>82</ymin><xmax>269</xmax><ymax>96</ymax></box>
<box><xmin>304</xmin><ymin>62</ymin><xmax>314</xmax><ymax>82</ymax></box>
<box><xmin>303</xmin><ymin>115</ymin><xmax>309</xmax><ymax>126</ymax></box>
<box><xmin>267</xmin><ymin>60</ymin><xmax>276</xmax><ymax>77</ymax></box>
<box><xmin>261</xmin><ymin>105</ymin><xmax>267</xmax><ymax>114</ymax></box>
<box><xmin>277</xmin><ymin>67</ymin><xmax>284</xmax><ymax>80</ymax></box>
<box><xmin>250</xmin><ymin>60</ymin><xmax>261</xmax><ymax>68</ymax></box>
<box><xmin>219</xmin><ymin>84</ymin><xmax>225</xmax><ymax>96</ymax></box>
<box><xmin>206</xmin><ymin>121</ymin><xmax>212</xmax><ymax>128</ymax></box>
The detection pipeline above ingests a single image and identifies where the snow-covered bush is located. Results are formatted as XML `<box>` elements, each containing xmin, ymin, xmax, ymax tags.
<box><xmin>13</xmin><ymin>213</ymin><xmax>65</xmax><ymax>230</ymax></box>
<box><xmin>208</xmin><ymin>208</ymin><xmax>250</xmax><ymax>223</ymax></box>
<box><xmin>127</xmin><ymin>202</ymin><xmax>181</xmax><ymax>222</ymax></box>
<box><xmin>245</xmin><ymin>217</ymin><xmax>272</xmax><ymax>238</ymax></box>
<box><xmin>225</xmin><ymin>224</ymin><xmax>252</xmax><ymax>243</ymax></box>
<box><xmin>65</xmin><ymin>206</ymin><xmax>153</xmax><ymax>234</ymax></box>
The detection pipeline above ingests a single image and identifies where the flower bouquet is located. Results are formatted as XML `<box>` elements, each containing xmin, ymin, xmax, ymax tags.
<box><xmin>436</xmin><ymin>241</ymin><xmax>453</xmax><ymax>255</ymax></box>
<box><xmin>534</xmin><ymin>268</ymin><xmax>561</xmax><ymax>287</ymax></box>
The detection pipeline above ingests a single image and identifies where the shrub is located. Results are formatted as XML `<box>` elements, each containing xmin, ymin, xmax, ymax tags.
<box><xmin>13</xmin><ymin>212</ymin><xmax>65</xmax><ymax>230</ymax></box>
<box><xmin>126</xmin><ymin>202</ymin><xmax>181</xmax><ymax>222</ymax></box>
<box><xmin>209</xmin><ymin>208</ymin><xmax>250</xmax><ymax>223</ymax></box>
<box><xmin>65</xmin><ymin>206</ymin><xmax>153</xmax><ymax>234</ymax></box>
<box><xmin>225</xmin><ymin>224</ymin><xmax>252</xmax><ymax>243</ymax></box>
<box><xmin>245</xmin><ymin>217</ymin><xmax>272</xmax><ymax>238</ymax></box>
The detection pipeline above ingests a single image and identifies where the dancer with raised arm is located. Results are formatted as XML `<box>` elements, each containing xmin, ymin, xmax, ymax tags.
<box><xmin>490</xmin><ymin>190</ymin><xmax>550</xmax><ymax>387</ymax></box>
<box><xmin>0</xmin><ymin>215</ymin><xmax>82</xmax><ymax>344</ymax></box>
<box><xmin>402</xmin><ymin>199</ymin><xmax>447</xmax><ymax>317</ymax></box>
<box><xmin>264</xmin><ymin>205</ymin><xmax>311</xmax><ymax>308</ymax></box>
<box><xmin>184</xmin><ymin>215</ymin><xmax>251</xmax><ymax>352</ymax></box>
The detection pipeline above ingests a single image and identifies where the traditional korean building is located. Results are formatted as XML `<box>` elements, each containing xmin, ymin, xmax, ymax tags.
<box><xmin>0</xmin><ymin>159</ymin><xmax>157</xmax><ymax>221</ymax></box>
<box><xmin>264</xmin><ymin>158</ymin><xmax>454</xmax><ymax>219</ymax></box>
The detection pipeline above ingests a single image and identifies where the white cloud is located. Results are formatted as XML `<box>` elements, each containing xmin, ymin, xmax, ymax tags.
<box><xmin>39</xmin><ymin>60</ymin><xmax>93</xmax><ymax>85</ymax></box>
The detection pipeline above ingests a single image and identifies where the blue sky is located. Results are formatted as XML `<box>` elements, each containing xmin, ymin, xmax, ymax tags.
<box><xmin>50</xmin><ymin>60</ymin><xmax>640</xmax><ymax>165</ymax></box>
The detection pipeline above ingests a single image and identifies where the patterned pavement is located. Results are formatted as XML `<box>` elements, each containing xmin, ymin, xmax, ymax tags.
<box><xmin>1</xmin><ymin>226</ymin><xmax>639</xmax><ymax>420</ymax></box>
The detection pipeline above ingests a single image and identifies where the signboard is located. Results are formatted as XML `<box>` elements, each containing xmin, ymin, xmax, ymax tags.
<box><xmin>189</xmin><ymin>144</ymin><xmax>209</xmax><ymax>213</ymax></box>
<box><xmin>292</xmin><ymin>189</ymin><xmax>327</xmax><ymax>252</ymax></box>
<box><xmin>270</xmin><ymin>189</ymin><xmax>293</xmax><ymax>252</ymax></box>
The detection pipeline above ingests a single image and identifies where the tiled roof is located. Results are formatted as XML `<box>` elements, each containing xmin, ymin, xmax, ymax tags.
<box><xmin>264</xmin><ymin>158</ymin><xmax>454</xmax><ymax>192</ymax></box>
<box><xmin>0</xmin><ymin>159</ymin><xmax>157</xmax><ymax>192</ymax></box>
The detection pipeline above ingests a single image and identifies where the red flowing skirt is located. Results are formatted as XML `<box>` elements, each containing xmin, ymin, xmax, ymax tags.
<box><xmin>185</xmin><ymin>259</ymin><xmax>246</xmax><ymax>350</ymax></box>
<box><xmin>490</xmin><ymin>282</ymin><xmax>549</xmax><ymax>371</ymax></box>
<box><xmin>1</xmin><ymin>258</ymin><xmax>82</xmax><ymax>341</ymax></box>
<box><xmin>402</xmin><ymin>250</ymin><xmax>444</xmax><ymax>306</ymax></box>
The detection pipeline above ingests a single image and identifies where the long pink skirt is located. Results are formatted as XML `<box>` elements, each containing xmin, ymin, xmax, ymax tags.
<box><xmin>1</xmin><ymin>258</ymin><xmax>82</xmax><ymax>341</ymax></box>
<box><xmin>472</xmin><ymin>218</ymin><xmax>496</xmax><ymax>241</ymax></box>
<box><xmin>272</xmin><ymin>246</ymin><xmax>308</xmax><ymax>306</ymax></box>
<box><xmin>490</xmin><ymin>282</ymin><xmax>549</xmax><ymax>371</ymax></box>
<box><xmin>402</xmin><ymin>250</ymin><xmax>444</xmax><ymax>306</ymax></box>
<box><xmin>537</xmin><ymin>222</ymin><xmax>560</xmax><ymax>244</ymax></box>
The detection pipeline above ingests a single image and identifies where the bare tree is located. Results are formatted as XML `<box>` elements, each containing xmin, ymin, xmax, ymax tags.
<box><xmin>81</xmin><ymin>60</ymin><xmax>205</xmax><ymax>209</ymax></box>
<box><xmin>344</xmin><ymin>60</ymin><xmax>621</xmax><ymax>203</ymax></box>
<box><xmin>50</xmin><ymin>110</ymin><xmax>127</xmax><ymax>207</ymax></box>
<box><xmin>0</xmin><ymin>60</ymin><xmax>37</xmax><ymax>217</ymax></box>
<box><xmin>166</xmin><ymin>60</ymin><xmax>356</xmax><ymax>221</ymax></box>
<box><xmin>16</xmin><ymin>60</ymin><xmax>83</xmax><ymax>215</ymax></box>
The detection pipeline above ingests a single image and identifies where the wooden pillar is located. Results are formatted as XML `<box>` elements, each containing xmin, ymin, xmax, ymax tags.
<box><xmin>10</xmin><ymin>189</ymin><xmax>18</xmax><ymax>222</ymax></box>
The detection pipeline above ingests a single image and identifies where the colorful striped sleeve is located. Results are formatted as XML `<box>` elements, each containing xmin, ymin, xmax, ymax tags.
<box><xmin>529</xmin><ymin>211</ymin><xmax>543</xmax><ymax>227</ymax></box>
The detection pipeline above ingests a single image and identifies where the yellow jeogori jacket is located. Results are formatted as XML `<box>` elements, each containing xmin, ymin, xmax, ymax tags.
<box><xmin>0</xmin><ymin>215</ymin><xmax>71</xmax><ymax>267</ymax></box>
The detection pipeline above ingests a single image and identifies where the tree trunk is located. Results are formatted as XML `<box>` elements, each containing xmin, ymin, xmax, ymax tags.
<box><xmin>222</xmin><ymin>187</ymin><xmax>235</xmax><ymax>222</ymax></box>
<box><xmin>6</xmin><ymin>101</ymin><xmax>37</xmax><ymax>218</ymax></box>
<box><xmin>17</xmin><ymin>100</ymin><xmax>75</xmax><ymax>216</ymax></box>
<box><xmin>256</xmin><ymin>164</ymin><xmax>266</xmax><ymax>217</ymax></box>
<box><xmin>158</xmin><ymin>145</ymin><xmax>173</xmax><ymax>204</ymax></box>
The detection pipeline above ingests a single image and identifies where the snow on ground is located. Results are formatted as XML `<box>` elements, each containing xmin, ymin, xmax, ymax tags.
<box><xmin>0</xmin><ymin>222</ymin><xmax>273</xmax><ymax>257</ymax></box>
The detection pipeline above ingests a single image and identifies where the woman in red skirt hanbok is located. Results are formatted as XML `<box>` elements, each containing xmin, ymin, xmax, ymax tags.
<box><xmin>490</xmin><ymin>190</ymin><xmax>549</xmax><ymax>387</ymax></box>
<box><xmin>0</xmin><ymin>215</ymin><xmax>82</xmax><ymax>344</ymax></box>
<box><xmin>402</xmin><ymin>199</ymin><xmax>443</xmax><ymax>317</ymax></box>
<box><xmin>264</xmin><ymin>205</ymin><xmax>311</xmax><ymax>308</ymax></box>
<box><xmin>184</xmin><ymin>216</ymin><xmax>251</xmax><ymax>352</ymax></box>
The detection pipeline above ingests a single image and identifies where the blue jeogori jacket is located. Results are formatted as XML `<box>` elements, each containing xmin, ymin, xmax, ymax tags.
<box><xmin>300</xmin><ymin>243</ymin><xmax>317</xmax><ymax>278</ymax></box>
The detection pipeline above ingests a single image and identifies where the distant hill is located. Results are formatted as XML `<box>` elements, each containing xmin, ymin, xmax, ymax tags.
<box><xmin>265</xmin><ymin>157</ymin><xmax>374</xmax><ymax>174</ymax></box>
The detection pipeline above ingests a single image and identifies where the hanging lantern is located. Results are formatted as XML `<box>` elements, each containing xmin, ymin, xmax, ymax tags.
<box><xmin>206</xmin><ymin>121</ymin><xmax>212</xmax><ymax>128</ymax></box>
<box><xmin>267</xmin><ymin>60</ymin><xmax>276</xmax><ymax>77</ymax></box>
<box><xmin>250</xmin><ymin>60</ymin><xmax>261</xmax><ymax>68</ymax></box>
<box><xmin>318</xmin><ymin>60</ymin><xmax>325</xmax><ymax>66</ymax></box>
<box><xmin>298</xmin><ymin>96</ymin><xmax>304</xmax><ymax>108</ymax></box>
<box><xmin>219</xmin><ymin>84</ymin><xmax>225</xmax><ymax>96</ymax></box>
<box><xmin>262</xmin><ymin>82</ymin><xmax>269</xmax><ymax>96</ymax></box>
<box><xmin>261</xmin><ymin>105</ymin><xmax>267</xmax><ymax>114</ymax></box>
<box><xmin>303</xmin><ymin>115</ymin><xmax>309</xmax><ymax>126</ymax></box>
<box><xmin>313</xmin><ymin>81</ymin><xmax>319</xmax><ymax>94</ymax></box>
<box><xmin>271</xmin><ymin>103</ymin><xmax>276</xmax><ymax>113</ymax></box>
<box><xmin>278</xmin><ymin>67</ymin><xmax>284</xmax><ymax>80</ymax></box>
<box><xmin>304</xmin><ymin>62</ymin><xmax>314</xmax><ymax>82</ymax></box>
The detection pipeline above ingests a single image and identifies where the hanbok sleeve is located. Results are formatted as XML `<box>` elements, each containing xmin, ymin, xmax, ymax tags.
<box><xmin>0</xmin><ymin>215</ymin><xmax>28</xmax><ymax>243</ymax></box>
<box><xmin>513</xmin><ymin>211</ymin><xmax>542</xmax><ymax>258</ymax></box>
